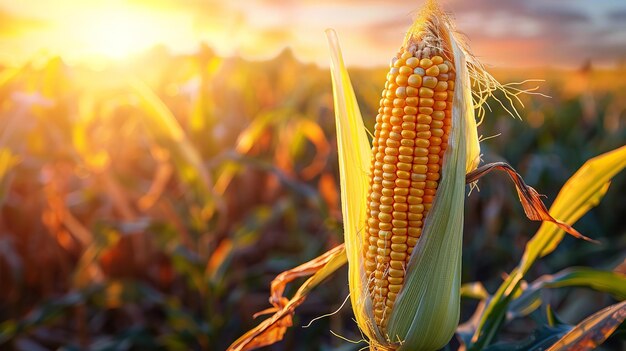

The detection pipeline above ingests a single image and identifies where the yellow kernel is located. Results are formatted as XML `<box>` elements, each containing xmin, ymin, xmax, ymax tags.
<box><xmin>383</xmin><ymin>155</ymin><xmax>398</xmax><ymax>164</ymax></box>
<box><xmin>419</xmin><ymin>107</ymin><xmax>433</xmax><ymax>114</ymax></box>
<box><xmin>408</xmin><ymin>74</ymin><xmax>422</xmax><ymax>87</ymax></box>
<box><xmin>413</xmin><ymin>156</ymin><xmax>428</xmax><ymax>165</ymax></box>
<box><xmin>397</xmin><ymin>162</ymin><xmax>411</xmax><ymax>171</ymax></box>
<box><xmin>384</xmin><ymin>147</ymin><xmax>399</xmax><ymax>156</ymax></box>
<box><xmin>398</xmin><ymin>155</ymin><xmax>412</xmax><ymax>163</ymax></box>
<box><xmin>413</xmin><ymin>164</ymin><xmax>427</xmax><ymax>173</ymax></box>
<box><xmin>434</xmin><ymin>91</ymin><xmax>447</xmax><ymax>101</ymax></box>
<box><xmin>407</xmin><ymin>195</ymin><xmax>422</xmax><ymax>205</ymax></box>
<box><xmin>394</xmin><ymin>203</ymin><xmax>408</xmax><ymax>212</ymax></box>
<box><xmin>417</xmin><ymin>114</ymin><xmax>432</xmax><ymax>124</ymax></box>
<box><xmin>392</xmin><ymin>218</ymin><xmax>407</xmax><ymax>227</ymax></box>
<box><xmin>394</xmin><ymin>188</ymin><xmax>409</xmax><ymax>197</ymax></box>
<box><xmin>411</xmin><ymin>173</ymin><xmax>427</xmax><ymax>182</ymax></box>
<box><xmin>427</xmin><ymin>172</ymin><xmax>440</xmax><ymax>181</ymax></box>
<box><xmin>420</xmin><ymin>98</ymin><xmax>434</xmax><ymax>107</ymax></box>
<box><xmin>398</xmin><ymin>146</ymin><xmax>413</xmax><ymax>156</ymax></box>
<box><xmin>393</xmin><ymin>195</ymin><xmax>407</xmax><ymax>204</ymax></box>
<box><xmin>392</xmin><ymin>227</ymin><xmax>407</xmax><ymax>235</ymax></box>
<box><xmin>380</xmin><ymin>195</ymin><xmax>393</xmax><ymax>204</ymax></box>
<box><xmin>432</xmin><ymin>111</ymin><xmax>445</xmax><ymax>120</ymax></box>
<box><xmin>419</xmin><ymin>58</ymin><xmax>433</xmax><ymax>68</ymax></box>
<box><xmin>406</xmin><ymin>57</ymin><xmax>419</xmax><ymax>68</ymax></box>
<box><xmin>432</xmin><ymin>128</ymin><xmax>444</xmax><ymax>137</ymax></box>
<box><xmin>391</xmin><ymin>244</ymin><xmax>408</xmax><ymax>253</ymax></box>
<box><xmin>416</xmin><ymin>131</ymin><xmax>431</xmax><ymax>140</ymax></box>
<box><xmin>395</xmin><ymin>179</ymin><xmax>410</xmax><ymax>188</ymax></box>
<box><xmin>393</xmin><ymin>98</ymin><xmax>406</xmax><ymax>107</ymax></box>
<box><xmin>388</xmin><ymin>277</ymin><xmax>403</xmax><ymax>285</ymax></box>
<box><xmin>415</xmin><ymin>139</ymin><xmax>429</xmax><ymax>149</ymax></box>
<box><xmin>426</xmin><ymin>65</ymin><xmax>440</xmax><ymax>76</ymax></box>
<box><xmin>425</xmin><ymin>180</ymin><xmax>439</xmax><ymax>189</ymax></box>
<box><xmin>401</xmin><ymin>130</ymin><xmax>416</xmax><ymax>139</ymax></box>
<box><xmin>433</xmin><ymin>101</ymin><xmax>447</xmax><ymax>111</ymax></box>
<box><xmin>377</xmin><ymin>248</ymin><xmax>391</xmax><ymax>256</ymax></box>
<box><xmin>407</xmin><ymin>213</ymin><xmax>423</xmax><ymax>221</ymax></box>
<box><xmin>389</xmin><ymin>268</ymin><xmax>408</xmax><ymax>278</ymax></box>
<box><xmin>379</xmin><ymin>212</ymin><xmax>392</xmax><ymax>222</ymax></box>
<box><xmin>396</xmin><ymin>75</ymin><xmax>408</xmax><ymax>86</ymax></box>
<box><xmin>435</xmin><ymin>81</ymin><xmax>448</xmax><ymax>92</ymax></box>
<box><xmin>399</xmin><ymin>66</ymin><xmax>412</xmax><ymax>75</ymax></box>
<box><xmin>402</xmin><ymin>122</ymin><xmax>416</xmax><ymax>130</ymax></box>
<box><xmin>404</xmin><ymin>106</ymin><xmax>418</xmax><ymax>115</ymax></box>
<box><xmin>392</xmin><ymin>211</ymin><xmax>407</xmax><ymax>220</ymax></box>
<box><xmin>406</xmin><ymin>86</ymin><xmax>419</xmax><ymax>97</ymax></box>
<box><xmin>379</xmin><ymin>222</ymin><xmax>392</xmax><ymax>230</ymax></box>
<box><xmin>438</xmin><ymin>63</ymin><xmax>449</xmax><ymax>73</ymax></box>
<box><xmin>408</xmin><ymin>227</ymin><xmax>422</xmax><ymax>237</ymax></box>
<box><xmin>389</xmin><ymin>284</ymin><xmax>402</xmax><ymax>293</ymax></box>
<box><xmin>423</xmin><ymin>76</ymin><xmax>438</xmax><ymax>88</ymax></box>
<box><xmin>403</xmin><ymin>115</ymin><xmax>416</xmax><ymax>123</ymax></box>
<box><xmin>397</xmin><ymin>170</ymin><xmax>411</xmax><ymax>179</ymax></box>
<box><xmin>396</xmin><ymin>87</ymin><xmax>407</xmax><ymax>98</ymax></box>
<box><xmin>390</xmin><ymin>258</ymin><xmax>405</xmax><ymax>267</ymax></box>
<box><xmin>419</xmin><ymin>87</ymin><xmax>434</xmax><ymax>98</ymax></box>
<box><xmin>405</xmin><ymin>97</ymin><xmax>419</xmax><ymax>106</ymax></box>
<box><xmin>379</xmin><ymin>204</ymin><xmax>393</xmax><ymax>213</ymax></box>
<box><xmin>409</xmin><ymin>204</ymin><xmax>424</xmax><ymax>214</ymax></box>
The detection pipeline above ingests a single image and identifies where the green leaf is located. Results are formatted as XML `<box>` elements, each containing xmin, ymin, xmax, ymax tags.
<box><xmin>470</xmin><ymin>145</ymin><xmax>626</xmax><ymax>350</ymax></box>
<box><xmin>509</xmin><ymin>267</ymin><xmax>626</xmax><ymax>319</ymax></box>
<box><xmin>547</xmin><ymin>300</ymin><xmax>626</xmax><ymax>351</ymax></box>
<box><xmin>461</xmin><ymin>282</ymin><xmax>490</xmax><ymax>300</ymax></box>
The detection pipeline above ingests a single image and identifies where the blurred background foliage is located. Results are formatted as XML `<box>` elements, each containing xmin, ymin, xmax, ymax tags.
<box><xmin>0</xmin><ymin>46</ymin><xmax>625</xmax><ymax>350</ymax></box>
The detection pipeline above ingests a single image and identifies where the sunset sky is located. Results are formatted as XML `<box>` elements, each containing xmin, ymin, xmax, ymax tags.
<box><xmin>1</xmin><ymin>0</ymin><xmax>626</xmax><ymax>68</ymax></box>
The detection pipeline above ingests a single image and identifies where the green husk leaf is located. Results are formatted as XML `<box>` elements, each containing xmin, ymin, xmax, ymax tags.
<box><xmin>385</xmin><ymin>17</ymin><xmax>475</xmax><ymax>351</ymax></box>
<box><xmin>325</xmin><ymin>29</ymin><xmax>375</xmax><ymax>341</ymax></box>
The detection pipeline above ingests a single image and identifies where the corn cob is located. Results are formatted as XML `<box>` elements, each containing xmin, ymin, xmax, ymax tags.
<box><xmin>364</xmin><ymin>18</ymin><xmax>455</xmax><ymax>331</ymax></box>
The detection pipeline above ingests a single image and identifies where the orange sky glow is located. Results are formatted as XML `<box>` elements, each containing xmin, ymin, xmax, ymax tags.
<box><xmin>1</xmin><ymin>0</ymin><xmax>625</xmax><ymax>68</ymax></box>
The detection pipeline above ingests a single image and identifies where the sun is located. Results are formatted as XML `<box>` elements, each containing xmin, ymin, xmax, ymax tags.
<box><xmin>81</xmin><ymin>10</ymin><xmax>162</xmax><ymax>59</ymax></box>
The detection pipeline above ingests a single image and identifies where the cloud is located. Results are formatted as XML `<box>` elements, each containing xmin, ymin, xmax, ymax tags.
<box><xmin>607</xmin><ymin>10</ymin><xmax>626</xmax><ymax>22</ymax></box>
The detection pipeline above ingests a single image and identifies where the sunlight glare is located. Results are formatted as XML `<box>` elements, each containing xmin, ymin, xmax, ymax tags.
<box><xmin>82</xmin><ymin>11</ymin><xmax>161</xmax><ymax>59</ymax></box>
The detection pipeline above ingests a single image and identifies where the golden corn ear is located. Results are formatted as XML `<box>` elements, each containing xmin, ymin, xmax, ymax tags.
<box><xmin>364</xmin><ymin>25</ymin><xmax>455</xmax><ymax>331</ymax></box>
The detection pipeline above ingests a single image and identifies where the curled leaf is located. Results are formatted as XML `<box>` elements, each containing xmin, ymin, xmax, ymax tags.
<box><xmin>227</xmin><ymin>244</ymin><xmax>347</xmax><ymax>351</ymax></box>
<box><xmin>466</xmin><ymin>162</ymin><xmax>596</xmax><ymax>243</ymax></box>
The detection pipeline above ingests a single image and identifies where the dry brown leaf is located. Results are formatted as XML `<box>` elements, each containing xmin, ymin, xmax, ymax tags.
<box><xmin>227</xmin><ymin>244</ymin><xmax>346</xmax><ymax>351</ymax></box>
<box><xmin>466</xmin><ymin>162</ymin><xmax>597</xmax><ymax>243</ymax></box>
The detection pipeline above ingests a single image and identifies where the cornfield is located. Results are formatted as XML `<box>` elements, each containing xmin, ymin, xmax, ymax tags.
<box><xmin>0</xmin><ymin>1</ymin><xmax>625</xmax><ymax>350</ymax></box>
